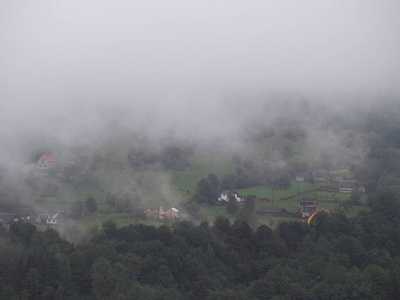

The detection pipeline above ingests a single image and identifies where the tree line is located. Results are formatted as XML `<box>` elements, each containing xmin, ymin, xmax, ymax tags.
<box><xmin>1</xmin><ymin>189</ymin><xmax>400</xmax><ymax>299</ymax></box>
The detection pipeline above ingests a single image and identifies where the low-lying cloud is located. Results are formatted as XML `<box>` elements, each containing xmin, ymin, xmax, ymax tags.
<box><xmin>1</xmin><ymin>0</ymin><xmax>399</xmax><ymax>163</ymax></box>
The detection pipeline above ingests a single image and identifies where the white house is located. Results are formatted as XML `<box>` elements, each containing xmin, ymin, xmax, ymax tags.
<box><xmin>47</xmin><ymin>212</ymin><xmax>60</xmax><ymax>225</ymax></box>
<box><xmin>38</xmin><ymin>211</ymin><xmax>65</xmax><ymax>225</ymax></box>
<box><xmin>218</xmin><ymin>190</ymin><xmax>242</xmax><ymax>202</ymax></box>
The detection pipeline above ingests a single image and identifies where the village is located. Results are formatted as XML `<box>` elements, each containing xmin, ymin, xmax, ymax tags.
<box><xmin>0</xmin><ymin>154</ymin><xmax>366</xmax><ymax>233</ymax></box>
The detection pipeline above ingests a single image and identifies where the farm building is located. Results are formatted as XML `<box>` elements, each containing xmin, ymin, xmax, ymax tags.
<box><xmin>338</xmin><ymin>180</ymin><xmax>357</xmax><ymax>193</ymax></box>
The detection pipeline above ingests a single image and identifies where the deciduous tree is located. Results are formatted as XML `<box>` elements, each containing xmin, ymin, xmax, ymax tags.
<box><xmin>85</xmin><ymin>197</ymin><xmax>97</xmax><ymax>213</ymax></box>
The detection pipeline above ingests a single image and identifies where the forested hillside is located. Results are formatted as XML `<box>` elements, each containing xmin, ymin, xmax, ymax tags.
<box><xmin>1</xmin><ymin>202</ymin><xmax>400</xmax><ymax>299</ymax></box>
<box><xmin>3</xmin><ymin>0</ymin><xmax>399</xmax><ymax>298</ymax></box>
<box><xmin>1</xmin><ymin>100</ymin><xmax>400</xmax><ymax>299</ymax></box>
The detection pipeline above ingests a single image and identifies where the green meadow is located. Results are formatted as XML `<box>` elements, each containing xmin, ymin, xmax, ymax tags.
<box><xmin>29</xmin><ymin>129</ymin><xmax>368</xmax><ymax>237</ymax></box>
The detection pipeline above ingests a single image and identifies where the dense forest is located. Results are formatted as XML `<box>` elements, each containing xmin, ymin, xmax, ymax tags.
<box><xmin>1</xmin><ymin>199</ymin><xmax>400</xmax><ymax>299</ymax></box>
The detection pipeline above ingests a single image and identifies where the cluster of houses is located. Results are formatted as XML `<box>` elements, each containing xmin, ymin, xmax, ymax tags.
<box><xmin>295</xmin><ymin>169</ymin><xmax>366</xmax><ymax>194</ymax></box>
<box><xmin>218</xmin><ymin>178</ymin><xmax>365</xmax><ymax>221</ymax></box>
<box><xmin>0</xmin><ymin>209</ymin><xmax>67</xmax><ymax>232</ymax></box>
<box><xmin>256</xmin><ymin>196</ymin><xmax>333</xmax><ymax>223</ymax></box>
<box><xmin>30</xmin><ymin>154</ymin><xmax>364</xmax><ymax>227</ymax></box>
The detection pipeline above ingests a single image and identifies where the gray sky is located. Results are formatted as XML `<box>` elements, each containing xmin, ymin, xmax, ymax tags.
<box><xmin>1</xmin><ymin>0</ymin><xmax>400</xmax><ymax>143</ymax></box>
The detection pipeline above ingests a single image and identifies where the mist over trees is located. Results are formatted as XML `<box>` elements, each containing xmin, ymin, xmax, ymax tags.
<box><xmin>0</xmin><ymin>97</ymin><xmax>399</xmax><ymax>214</ymax></box>
<box><xmin>1</xmin><ymin>0</ymin><xmax>400</xmax><ymax>298</ymax></box>
<box><xmin>128</xmin><ymin>143</ymin><xmax>193</xmax><ymax>171</ymax></box>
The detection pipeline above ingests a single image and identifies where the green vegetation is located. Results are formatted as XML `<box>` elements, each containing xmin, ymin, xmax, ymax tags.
<box><xmin>1</xmin><ymin>199</ymin><xmax>399</xmax><ymax>299</ymax></box>
<box><xmin>1</xmin><ymin>99</ymin><xmax>400</xmax><ymax>298</ymax></box>
<box><xmin>2</xmin><ymin>123</ymin><xmax>368</xmax><ymax>237</ymax></box>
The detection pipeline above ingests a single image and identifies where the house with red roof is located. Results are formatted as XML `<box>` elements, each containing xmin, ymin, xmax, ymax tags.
<box><xmin>37</xmin><ymin>154</ymin><xmax>57</xmax><ymax>169</ymax></box>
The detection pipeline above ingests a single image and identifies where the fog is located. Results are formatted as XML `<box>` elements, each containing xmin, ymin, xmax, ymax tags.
<box><xmin>1</xmin><ymin>0</ymin><xmax>400</xmax><ymax>164</ymax></box>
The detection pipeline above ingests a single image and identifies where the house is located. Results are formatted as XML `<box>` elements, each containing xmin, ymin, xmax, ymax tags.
<box><xmin>301</xmin><ymin>205</ymin><xmax>317</xmax><ymax>218</ymax></box>
<box><xmin>338</xmin><ymin>180</ymin><xmax>357</xmax><ymax>193</ymax></box>
<box><xmin>47</xmin><ymin>212</ymin><xmax>65</xmax><ymax>225</ymax></box>
<box><xmin>18</xmin><ymin>208</ymin><xmax>38</xmax><ymax>221</ymax></box>
<box><xmin>218</xmin><ymin>190</ymin><xmax>242</xmax><ymax>202</ymax></box>
<box><xmin>145</xmin><ymin>205</ymin><xmax>164</xmax><ymax>219</ymax></box>
<box><xmin>37</xmin><ymin>211</ymin><xmax>67</xmax><ymax>225</ymax></box>
<box><xmin>0</xmin><ymin>213</ymin><xmax>23</xmax><ymax>231</ymax></box>
<box><xmin>164</xmin><ymin>208</ymin><xmax>179</xmax><ymax>220</ymax></box>
<box><xmin>47</xmin><ymin>213</ymin><xmax>59</xmax><ymax>225</ymax></box>
<box><xmin>256</xmin><ymin>207</ymin><xmax>288</xmax><ymax>217</ymax></box>
<box><xmin>312</xmin><ymin>169</ymin><xmax>331</xmax><ymax>182</ymax></box>
<box><xmin>37</xmin><ymin>154</ymin><xmax>57</xmax><ymax>169</ymax></box>
<box><xmin>295</xmin><ymin>172</ymin><xmax>308</xmax><ymax>182</ymax></box>
<box><xmin>299</xmin><ymin>197</ymin><xmax>318</xmax><ymax>213</ymax></box>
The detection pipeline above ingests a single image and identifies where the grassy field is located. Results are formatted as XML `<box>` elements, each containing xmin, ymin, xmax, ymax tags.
<box><xmin>29</xmin><ymin>132</ymin><xmax>369</xmax><ymax>237</ymax></box>
<box><xmin>170</xmin><ymin>147</ymin><xmax>236</xmax><ymax>194</ymax></box>
<box><xmin>330</xmin><ymin>168</ymin><xmax>354</xmax><ymax>182</ymax></box>
<box><xmin>194</xmin><ymin>195</ymin><xmax>370</xmax><ymax>229</ymax></box>
<box><xmin>193</xmin><ymin>179</ymin><xmax>369</xmax><ymax>227</ymax></box>
<box><xmin>34</xmin><ymin>172</ymin><xmax>109</xmax><ymax>213</ymax></box>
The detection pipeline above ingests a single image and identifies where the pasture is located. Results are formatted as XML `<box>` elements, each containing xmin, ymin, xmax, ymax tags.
<box><xmin>29</xmin><ymin>131</ymin><xmax>368</xmax><ymax>239</ymax></box>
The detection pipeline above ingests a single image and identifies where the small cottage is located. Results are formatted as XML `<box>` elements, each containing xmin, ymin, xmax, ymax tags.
<box><xmin>37</xmin><ymin>154</ymin><xmax>57</xmax><ymax>169</ymax></box>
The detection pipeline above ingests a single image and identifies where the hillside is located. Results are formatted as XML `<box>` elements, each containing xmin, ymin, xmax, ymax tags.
<box><xmin>0</xmin><ymin>118</ymin><xmax>367</xmax><ymax>238</ymax></box>
<box><xmin>2</xmin><ymin>97</ymin><xmax>399</xmax><ymax>239</ymax></box>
